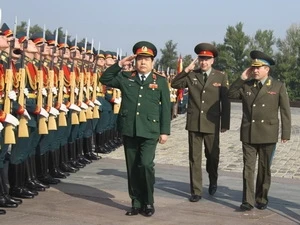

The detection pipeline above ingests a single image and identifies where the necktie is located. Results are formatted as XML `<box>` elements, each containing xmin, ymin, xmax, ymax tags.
<box><xmin>203</xmin><ymin>73</ymin><xmax>207</xmax><ymax>83</ymax></box>
<box><xmin>141</xmin><ymin>75</ymin><xmax>146</xmax><ymax>84</ymax></box>
<box><xmin>258</xmin><ymin>82</ymin><xmax>263</xmax><ymax>89</ymax></box>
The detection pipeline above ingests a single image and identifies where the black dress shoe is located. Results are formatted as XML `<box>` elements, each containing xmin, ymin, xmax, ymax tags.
<box><xmin>142</xmin><ymin>204</ymin><xmax>155</xmax><ymax>217</ymax></box>
<box><xmin>189</xmin><ymin>194</ymin><xmax>201</xmax><ymax>202</ymax></box>
<box><xmin>209</xmin><ymin>185</ymin><xmax>217</xmax><ymax>196</ymax></box>
<box><xmin>125</xmin><ymin>207</ymin><xmax>140</xmax><ymax>216</ymax></box>
<box><xmin>255</xmin><ymin>202</ymin><xmax>268</xmax><ymax>210</ymax></box>
<box><xmin>0</xmin><ymin>209</ymin><xmax>6</xmax><ymax>215</ymax></box>
<box><xmin>240</xmin><ymin>202</ymin><xmax>254</xmax><ymax>211</ymax></box>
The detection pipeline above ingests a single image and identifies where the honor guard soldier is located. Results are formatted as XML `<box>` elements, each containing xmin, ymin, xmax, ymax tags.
<box><xmin>58</xmin><ymin>39</ymin><xmax>81</xmax><ymax>173</ymax></box>
<box><xmin>100</xmin><ymin>41</ymin><xmax>171</xmax><ymax>217</ymax></box>
<box><xmin>171</xmin><ymin>43</ymin><xmax>231</xmax><ymax>202</ymax></box>
<box><xmin>228</xmin><ymin>50</ymin><xmax>291</xmax><ymax>211</ymax></box>
<box><xmin>0</xmin><ymin>23</ymin><xmax>23</xmax><ymax>210</ymax></box>
<box><xmin>94</xmin><ymin>50</ymin><xmax>113</xmax><ymax>154</ymax></box>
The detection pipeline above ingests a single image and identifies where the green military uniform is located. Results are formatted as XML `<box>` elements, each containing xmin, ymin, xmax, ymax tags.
<box><xmin>228</xmin><ymin>51</ymin><xmax>291</xmax><ymax>210</ymax></box>
<box><xmin>171</xmin><ymin>43</ymin><xmax>231</xmax><ymax>199</ymax></box>
<box><xmin>100</xmin><ymin>41</ymin><xmax>171</xmax><ymax>212</ymax></box>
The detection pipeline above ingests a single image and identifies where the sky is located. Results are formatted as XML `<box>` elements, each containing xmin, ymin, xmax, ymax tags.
<box><xmin>1</xmin><ymin>0</ymin><xmax>300</xmax><ymax>59</ymax></box>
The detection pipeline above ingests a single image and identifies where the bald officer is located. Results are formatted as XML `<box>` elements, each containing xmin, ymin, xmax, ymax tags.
<box><xmin>171</xmin><ymin>43</ymin><xmax>230</xmax><ymax>202</ymax></box>
<box><xmin>228</xmin><ymin>50</ymin><xmax>291</xmax><ymax>211</ymax></box>
<box><xmin>100</xmin><ymin>41</ymin><xmax>171</xmax><ymax>217</ymax></box>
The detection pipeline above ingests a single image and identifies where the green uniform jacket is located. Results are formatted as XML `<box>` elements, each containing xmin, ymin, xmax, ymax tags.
<box><xmin>228</xmin><ymin>77</ymin><xmax>291</xmax><ymax>144</ymax></box>
<box><xmin>100</xmin><ymin>63</ymin><xmax>171</xmax><ymax>139</ymax></box>
<box><xmin>171</xmin><ymin>68</ymin><xmax>230</xmax><ymax>133</ymax></box>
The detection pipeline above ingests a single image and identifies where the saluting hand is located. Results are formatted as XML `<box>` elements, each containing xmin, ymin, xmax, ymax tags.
<box><xmin>119</xmin><ymin>55</ymin><xmax>136</xmax><ymax>67</ymax></box>
<box><xmin>241</xmin><ymin>67</ymin><xmax>253</xmax><ymax>80</ymax></box>
<box><xmin>184</xmin><ymin>57</ymin><xmax>198</xmax><ymax>73</ymax></box>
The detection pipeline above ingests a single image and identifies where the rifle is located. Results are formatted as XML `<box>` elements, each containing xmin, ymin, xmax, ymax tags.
<box><xmin>57</xmin><ymin>49</ymin><xmax>67</xmax><ymax>126</ymax></box>
<box><xmin>47</xmin><ymin>30</ymin><xmax>59</xmax><ymax>130</ymax></box>
<box><xmin>92</xmin><ymin>57</ymin><xmax>99</xmax><ymax>119</ymax></box>
<box><xmin>78</xmin><ymin>39</ymin><xmax>87</xmax><ymax>122</ymax></box>
<box><xmin>4</xmin><ymin>39</ymin><xmax>16</xmax><ymax>144</ymax></box>
<box><xmin>113</xmin><ymin>88</ymin><xmax>121</xmax><ymax>114</ymax></box>
<box><xmin>78</xmin><ymin>64</ymin><xmax>87</xmax><ymax>122</ymax></box>
<box><xmin>17</xmin><ymin>32</ymin><xmax>30</xmax><ymax>138</ymax></box>
<box><xmin>69</xmin><ymin>37</ymin><xmax>79</xmax><ymax>125</ymax></box>
<box><xmin>37</xmin><ymin>32</ymin><xmax>48</xmax><ymax>134</ymax></box>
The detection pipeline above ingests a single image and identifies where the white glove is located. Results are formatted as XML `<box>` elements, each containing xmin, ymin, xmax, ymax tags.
<box><xmin>63</xmin><ymin>87</ymin><xmax>67</xmax><ymax>94</ymax></box>
<box><xmin>89</xmin><ymin>86</ymin><xmax>93</xmax><ymax>92</ymax></box>
<box><xmin>114</xmin><ymin>97</ymin><xmax>122</xmax><ymax>104</ymax></box>
<box><xmin>8</xmin><ymin>90</ymin><xmax>17</xmax><ymax>101</ymax></box>
<box><xmin>96</xmin><ymin>87</ymin><xmax>100</xmax><ymax>92</ymax></box>
<box><xmin>4</xmin><ymin>113</ymin><xmax>19</xmax><ymax>126</ymax></box>
<box><xmin>23</xmin><ymin>109</ymin><xmax>31</xmax><ymax>120</ymax></box>
<box><xmin>83</xmin><ymin>87</ymin><xmax>87</xmax><ymax>93</ymax></box>
<box><xmin>74</xmin><ymin>87</ymin><xmax>79</xmax><ymax>95</ymax></box>
<box><xmin>51</xmin><ymin>87</ymin><xmax>58</xmax><ymax>95</ymax></box>
<box><xmin>40</xmin><ymin>108</ymin><xmax>49</xmax><ymax>118</ymax></box>
<box><xmin>59</xmin><ymin>103</ymin><xmax>69</xmax><ymax>113</ymax></box>
<box><xmin>88</xmin><ymin>101</ymin><xmax>95</xmax><ymax>107</ymax></box>
<box><xmin>69</xmin><ymin>103</ymin><xmax>81</xmax><ymax>112</ymax></box>
<box><xmin>23</xmin><ymin>88</ymin><xmax>29</xmax><ymax>97</ymax></box>
<box><xmin>49</xmin><ymin>107</ymin><xmax>59</xmax><ymax>116</ymax></box>
<box><xmin>80</xmin><ymin>102</ymin><xmax>88</xmax><ymax>109</ymax></box>
<box><xmin>0</xmin><ymin>122</ymin><xmax>3</xmax><ymax>132</ymax></box>
<box><xmin>94</xmin><ymin>99</ymin><xmax>101</xmax><ymax>106</ymax></box>
<box><xmin>42</xmin><ymin>88</ymin><xmax>47</xmax><ymax>97</ymax></box>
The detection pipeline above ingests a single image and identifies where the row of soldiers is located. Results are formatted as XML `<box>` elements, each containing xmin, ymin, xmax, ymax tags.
<box><xmin>0</xmin><ymin>22</ymin><xmax>123</xmax><ymax>215</ymax></box>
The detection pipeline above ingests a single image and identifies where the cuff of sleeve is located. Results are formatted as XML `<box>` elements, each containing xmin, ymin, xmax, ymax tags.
<box><xmin>34</xmin><ymin>106</ymin><xmax>41</xmax><ymax>115</ymax></box>
<box><xmin>17</xmin><ymin>106</ymin><xmax>25</xmax><ymax>115</ymax></box>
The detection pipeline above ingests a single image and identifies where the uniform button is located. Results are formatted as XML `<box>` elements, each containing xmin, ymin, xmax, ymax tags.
<box><xmin>202</xmin><ymin>100</ymin><xmax>204</xmax><ymax>103</ymax></box>
<box><xmin>138</xmin><ymin>103</ymin><xmax>141</xmax><ymax>106</ymax></box>
<box><xmin>253</xmin><ymin>104</ymin><xmax>256</xmax><ymax>107</ymax></box>
<box><xmin>261</xmin><ymin>120</ymin><xmax>264</xmax><ymax>123</ymax></box>
<box><xmin>262</xmin><ymin>104</ymin><xmax>265</xmax><ymax>107</ymax></box>
<box><xmin>153</xmin><ymin>120</ymin><xmax>156</xmax><ymax>122</ymax></box>
<box><xmin>203</xmin><ymin>90</ymin><xmax>206</xmax><ymax>93</ymax></box>
<box><xmin>141</xmin><ymin>87</ymin><xmax>143</xmax><ymax>89</ymax></box>
<box><xmin>252</xmin><ymin>120</ymin><xmax>255</xmax><ymax>122</ymax></box>
<box><xmin>136</xmin><ymin>112</ymin><xmax>139</xmax><ymax>115</ymax></box>
<box><xmin>139</xmin><ymin>95</ymin><xmax>142</xmax><ymax>97</ymax></box>
<box><xmin>201</xmin><ymin>111</ymin><xmax>204</xmax><ymax>113</ymax></box>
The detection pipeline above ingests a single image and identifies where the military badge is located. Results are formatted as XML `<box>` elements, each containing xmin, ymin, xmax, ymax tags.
<box><xmin>213</xmin><ymin>82</ymin><xmax>221</xmax><ymax>87</ymax></box>
<box><xmin>266</xmin><ymin>79</ymin><xmax>272</xmax><ymax>86</ymax></box>
<box><xmin>149</xmin><ymin>83</ymin><xmax>158</xmax><ymax>89</ymax></box>
<box><xmin>267</xmin><ymin>91</ymin><xmax>277</xmax><ymax>95</ymax></box>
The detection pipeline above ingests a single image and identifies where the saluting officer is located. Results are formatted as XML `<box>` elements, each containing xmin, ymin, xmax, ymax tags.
<box><xmin>171</xmin><ymin>43</ymin><xmax>231</xmax><ymax>202</ymax></box>
<box><xmin>100</xmin><ymin>41</ymin><xmax>171</xmax><ymax>217</ymax></box>
<box><xmin>228</xmin><ymin>50</ymin><xmax>291</xmax><ymax>211</ymax></box>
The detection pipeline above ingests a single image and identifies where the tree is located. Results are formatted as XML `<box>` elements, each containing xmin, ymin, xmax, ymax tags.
<box><xmin>249</xmin><ymin>29</ymin><xmax>276</xmax><ymax>56</ymax></box>
<box><xmin>275</xmin><ymin>24</ymin><xmax>300</xmax><ymax>100</ymax></box>
<box><xmin>215</xmin><ymin>22</ymin><xmax>250</xmax><ymax>82</ymax></box>
<box><xmin>158</xmin><ymin>40</ymin><xmax>178</xmax><ymax>72</ymax></box>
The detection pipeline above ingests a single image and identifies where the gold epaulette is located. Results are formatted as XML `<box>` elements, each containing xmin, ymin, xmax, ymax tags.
<box><xmin>27</xmin><ymin>93</ymin><xmax>37</xmax><ymax>99</ymax></box>
<box><xmin>153</xmin><ymin>71</ymin><xmax>166</xmax><ymax>77</ymax></box>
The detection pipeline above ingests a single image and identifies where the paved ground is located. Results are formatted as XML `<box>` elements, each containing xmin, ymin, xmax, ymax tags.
<box><xmin>3</xmin><ymin>102</ymin><xmax>300</xmax><ymax>225</ymax></box>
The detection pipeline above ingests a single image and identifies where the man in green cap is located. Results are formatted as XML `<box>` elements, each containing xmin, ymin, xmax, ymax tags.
<box><xmin>100</xmin><ymin>41</ymin><xmax>171</xmax><ymax>217</ymax></box>
<box><xmin>228</xmin><ymin>50</ymin><xmax>291</xmax><ymax>211</ymax></box>
<box><xmin>171</xmin><ymin>43</ymin><xmax>231</xmax><ymax>202</ymax></box>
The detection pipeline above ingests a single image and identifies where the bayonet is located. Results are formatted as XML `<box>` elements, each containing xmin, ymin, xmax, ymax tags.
<box><xmin>13</xmin><ymin>16</ymin><xmax>17</xmax><ymax>38</ymax></box>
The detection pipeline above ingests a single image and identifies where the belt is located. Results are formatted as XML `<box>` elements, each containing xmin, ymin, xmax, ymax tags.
<box><xmin>96</xmin><ymin>93</ymin><xmax>104</xmax><ymax>97</ymax></box>
<box><xmin>64</xmin><ymin>94</ymin><xmax>70</xmax><ymax>98</ymax></box>
<box><xmin>0</xmin><ymin>99</ymin><xmax>3</xmax><ymax>104</ymax></box>
<box><xmin>27</xmin><ymin>93</ymin><xmax>37</xmax><ymax>99</ymax></box>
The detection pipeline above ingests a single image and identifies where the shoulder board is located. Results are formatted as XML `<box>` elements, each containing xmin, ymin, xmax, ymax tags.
<box><xmin>153</xmin><ymin>71</ymin><xmax>166</xmax><ymax>77</ymax></box>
